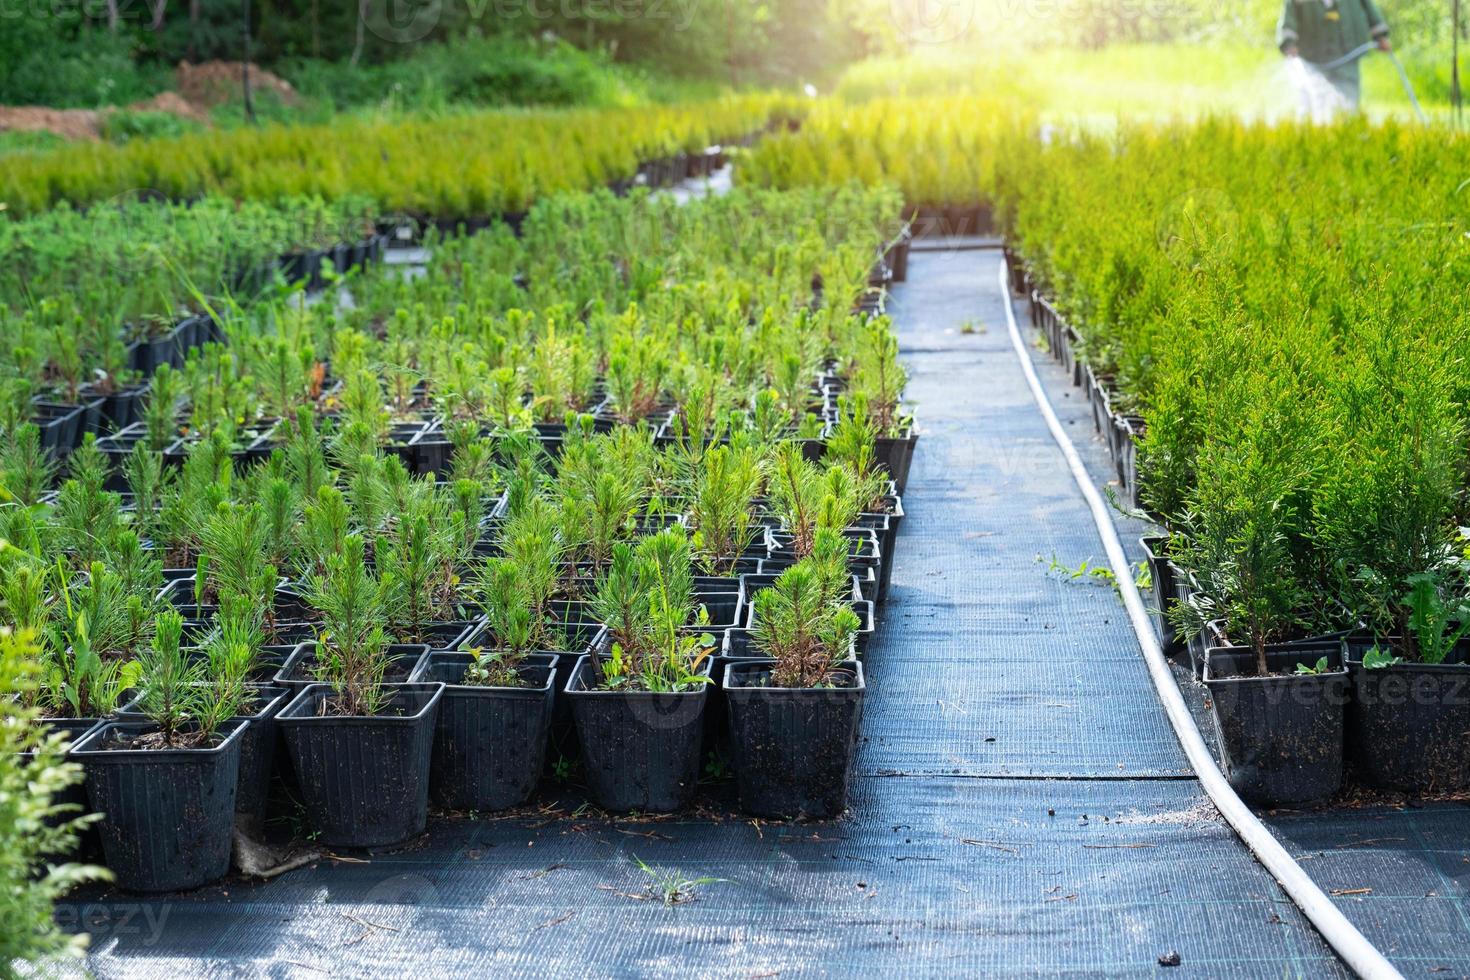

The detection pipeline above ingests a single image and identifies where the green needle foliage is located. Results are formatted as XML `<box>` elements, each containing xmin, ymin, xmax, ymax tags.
<box><xmin>589</xmin><ymin>527</ymin><xmax>713</xmax><ymax>693</ymax></box>
<box><xmin>133</xmin><ymin>610</ymin><xmax>242</xmax><ymax>749</ymax></box>
<box><xmin>686</xmin><ymin>444</ymin><xmax>765</xmax><ymax>577</ymax></box>
<box><xmin>305</xmin><ymin>534</ymin><xmax>394</xmax><ymax>717</ymax></box>
<box><xmin>751</xmin><ymin>559</ymin><xmax>861</xmax><ymax>689</ymax></box>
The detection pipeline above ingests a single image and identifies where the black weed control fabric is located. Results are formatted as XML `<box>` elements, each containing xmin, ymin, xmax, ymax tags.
<box><xmin>66</xmin><ymin>247</ymin><xmax>1415</xmax><ymax>978</ymax></box>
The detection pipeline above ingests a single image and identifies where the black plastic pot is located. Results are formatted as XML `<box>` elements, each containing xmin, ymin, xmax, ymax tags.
<box><xmin>277</xmin><ymin>683</ymin><xmax>444</xmax><ymax>847</ymax></box>
<box><xmin>1112</xmin><ymin>415</ymin><xmax>1145</xmax><ymax>508</ymax></box>
<box><xmin>411</xmin><ymin>651</ymin><xmax>558</xmax><ymax>811</ymax></box>
<box><xmin>1204</xmin><ymin>642</ymin><xmax>1348</xmax><ymax>806</ymax></box>
<box><xmin>875</xmin><ymin>426</ymin><xmax>917</xmax><ymax>496</ymax></box>
<box><xmin>407</xmin><ymin>423</ymin><xmax>452</xmax><ymax>475</ymax></box>
<box><xmin>565</xmin><ymin>655</ymin><xmax>708</xmax><ymax>813</ymax></box>
<box><xmin>130</xmin><ymin>331</ymin><xmax>180</xmax><ymax>375</ymax></box>
<box><xmin>98</xmin><ymin>383</ymin><xmax>149</xmax><ymax>431</ymax></box>
<box><xmin>21</xmin><ymin>718</ymin><xmax>100</xmax><ymax>856</ymax></box>
<box><xmin>71</xmin><ymin>719</ymin><xmax>247</xmax><ymax>892</ymax></box>
<box><xmin>273</xmin><ymin>642</ymin><xmax>431</xmax><ymax>690</ymax></box>
<box><xmin>233</xmin><ymin>685</ymin><xmax>292</xmax><ymax>822</ymax></box>
<box><xmin>32</xmin><ymin>402</ymin><xmax>85</xmax><ymax>452</ymax></box>
<box><xmin>171</xmin><ymin>315</ymin><xmax>201</xmax><ymax>355</ymax></box>
<box><xmin>407</xmin><ymin>618</ymin><xmax>486</xmax><ymax>652</ymax></box>
<box><xmin>723</xmin><ymin>661</ymin><xmax>864</xmax><ymax>819</ymax></box>
<box><xmin>278</xmin><ymin>251</ymin><xmax>310</xmax><ymax>285</ymax></box>
<box><xmin>111</xmin><ymin>682</ymin><xmax>289</xmax><ymax>822</ymax></box>
<box><xmin>543</xmin><ymin>624</ymin><xmax>610</xmax><ymax>773</ymax></box>
<box><xmin>1345</xmin><ymin>637</ymin><xmax>1470</xmax><ymax>794</ymax></box>
<box><xmin>383</xmin><ymin>420</ymin><xmax>427</xmax><ymax>472</ymax></box>
<box><xmin>1139</xmin><ymin>534</ymin><xmax>1179</xmax><ymax>654</ymax></box>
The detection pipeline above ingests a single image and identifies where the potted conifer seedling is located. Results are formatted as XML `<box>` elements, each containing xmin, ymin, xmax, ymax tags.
<box><xmin>71</xmin><ymin>612</ymin><xmax>249</xmax><ymax>892</ymax></box>
<box><xmin>277</xmin><ymin>535</ymin><xmax>444</xmax><ymax>847</ymax></box>
<box><xmin>726</xmin><ymin>550</ymin><xmax>864</xmax><ymax>819</ymax></box>
<box><xmin>568</xmin><ymin>527</ymin><xmax>715</xmax><ymax>812</ymax></box>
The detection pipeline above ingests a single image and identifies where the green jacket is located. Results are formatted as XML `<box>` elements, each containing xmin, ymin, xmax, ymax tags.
<box><xmin>1277</xmin><ymin>0</ymin><xmax>1389</xmax><ymax>64</ymax></box>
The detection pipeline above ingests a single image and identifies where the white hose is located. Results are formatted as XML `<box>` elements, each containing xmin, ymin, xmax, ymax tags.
<box><xmin>996</xmin><ymin>259</ymin><xmax>1403</xmax><ymax>980</ymax></box>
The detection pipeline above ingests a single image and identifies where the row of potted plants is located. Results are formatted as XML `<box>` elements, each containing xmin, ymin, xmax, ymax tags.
<box><xmin>0</xmin><ymin>97</ymin><xmax>800</xmax><ymax>218</ymax></box>
<box><xmin>995</xmin><ymin>118</ymin><xmax>1470</xmax><ymax>807</ymax></box>
<box><xmin>1</xmin><ymin>196</ymin><xmax>393</xmax><ymax>455</ymax></box>
<box><xmin>4</xmin><ymin>184</ymin><xmax>916</xmax><ymax>894</ymax></box>
<box><xmin>735</xmin><ymin>96</ymin><xmax>1018</xmax><ymax>238</ymax></box>
<box><xmin>12</xmin><ymin>396</ymin><xmax>905</xmax><ymax>891</ymax></box>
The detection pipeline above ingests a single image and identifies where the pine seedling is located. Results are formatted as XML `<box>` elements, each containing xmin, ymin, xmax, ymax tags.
<box><xmin>0</xmin><ymin>424</ymin><xmax>57</xmax><ymax>507</ymax></box>
<box><xmin>687</xmin><ymin>444</ymin><xmax>764</xmax><ymax>577</ymax></box>
<box><xmin>751</xmin><ymin>561</ymin><xmax>860</xmax><ymax>688</ymax></box>
<box><xmin>305</xmin><ymin>534</ymin><xmax>393</xmax><ymax>717</ymax></box>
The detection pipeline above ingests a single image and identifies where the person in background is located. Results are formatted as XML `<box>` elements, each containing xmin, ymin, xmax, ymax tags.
<box><xmin>1278</xmin><ymin>0</ymin><xmax>1391</xmax><ymax>117</ymax></box>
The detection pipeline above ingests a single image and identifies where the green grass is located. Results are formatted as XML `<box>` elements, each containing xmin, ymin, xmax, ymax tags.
<box><xmin>836</xmin><ymin>42</ymin><xmax>1462</xmax><ymax>124</ymax></box>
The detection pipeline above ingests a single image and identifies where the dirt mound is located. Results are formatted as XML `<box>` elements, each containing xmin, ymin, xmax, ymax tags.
<box><xmin>129</xmin><ymin>90</ymin><xmax>211</xmax><ymax>124</ymax></box>
<box><xmin>0</xmin><ymin>106</ymin><xmax>100</xmax><ymax>140</ymax></box>
<box><xmin>0</xmin><ymin>88</ymin><xmax>219</xmax><ymax>141</ymax></box>
<box><xmin>176</xmin><ymin>61</ymin><xmax>297</xmax><ymax>109</ymax></box>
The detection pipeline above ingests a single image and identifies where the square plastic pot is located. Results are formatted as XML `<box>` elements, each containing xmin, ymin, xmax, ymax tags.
<box><xmin>1345</xmin><ymin>636</ymin><xmax>1470</xmax><ymax>794</ymax></box>
<box><xmin>71</xmin><ymin>719</ymin><xmax>248</xmax><ymax>892</ymax></box>
<box><xmin>564</xmin><ymin>654</ymin><xmax>708</xmax><ymax>813</ymax></box>
<box><xmin>724</xmin><ymin>660</ymin><xmax>865</xmax><ymax>819</ymax></box>
<box><xmin>1204</xmin><ymin>642</ymin><xmax>1348</xmax><ymax>806</ymax></box>
<box><xmin>277</xmin><ymin>682</ymin><xmax>444</xmax><ymax>848</ymax></box>
<box><xmin>273</xmin><ymin>642</ymin><xmax>431</xmax><ymax>690</ymax></box>
<box><xmin>1139</xmin><ymin>534</ymin><xmax>1179</xmax><ymax>654</ymax></box>
<box><xmin>411</xmin><ymin>651</ymin><xmax>558</xmax><ymax>811</ymax></box>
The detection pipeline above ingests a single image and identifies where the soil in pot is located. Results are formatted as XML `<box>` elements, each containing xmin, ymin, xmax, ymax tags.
<box><xmin>412</xmin><ymin>652</ymin><xmax>558</xmax><ymax>811</ymax></box>
<box><xmin>724</xmin><ymin>661</ymin><xmax>865</xmax><ymax>819</ymax></box>
<box><xmin>565</xmin><ymin>655</ymin><xmax>708</xmax><ymax>813</ymax></box>
<box><xmin>277</xmin><ymin>682</ymin><xmax>444</xmax><ymax>848</ymax></box>
<box><xmin>274</xmin><ymin>642</ymin><xmax>430</xmax><ymax>689</ymax></box>
<box><xmin>71</xmin><ymin>719</ymin><xmax>247</xmax><ymax>892</ymax></box>
<box><xmin>1204</xmin><ymin>642</ymin><xmax>1348</xmax><ymax>806</ymax></box>
<box><xmin>1345</xmin><ymin>637</ymin><xmax>1470</xmax><ymax>794</ymax></box>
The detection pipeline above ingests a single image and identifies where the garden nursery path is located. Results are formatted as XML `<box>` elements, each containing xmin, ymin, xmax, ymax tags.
<box><xmin>69</xmin><ymin>245</ymin><xmax>1466</xmax><ymax>978</ymax></box>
